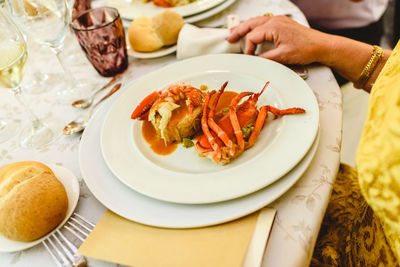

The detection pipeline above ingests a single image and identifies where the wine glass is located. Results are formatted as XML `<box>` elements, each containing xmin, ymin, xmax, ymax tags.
<box><xmin>0</xmin><ymin>8</ymin><xmax>55</xmax><ymax>148</ymax></box>
<box><xmin>5</xmin><ymin>0</ymin><xmax>91</xmax><ymax>103</ymax></box>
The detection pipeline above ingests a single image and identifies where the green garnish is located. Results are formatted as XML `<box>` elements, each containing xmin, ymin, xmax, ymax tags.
<box><xmin>200</xmin><ymin>85</ymin><xmax>208</xmax><ymax>91</ymax></box>
<box><xmin>183</xmin><ymin>138</ymin><xmax>194</xmax><ymax>148</ymax></box>
<box><xmin>242</xmin><ymin>127</ymin><xmax>252</xmax><ymax>139</ymax></box>
<box><xmin>222</xmin><ymin>107</ymin><xmax>229</xmax><ymax>112</ymax></box>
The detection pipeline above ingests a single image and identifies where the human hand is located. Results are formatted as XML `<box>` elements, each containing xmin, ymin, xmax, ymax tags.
<box><xmin>226</xmin><ymin>15</ymin><xmax>332</xmax><ymax>65</ymax></box>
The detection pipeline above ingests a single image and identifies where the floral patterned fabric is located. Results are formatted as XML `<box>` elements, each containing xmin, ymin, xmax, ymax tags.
<box><xmin>311</xmin><ymin>164</ymin><xmax>399</xmax><ymax>267</ymax></box>
<box><xmin>312</xmin><ymin>42</ymin><xmax>400</xmax><ymax>266</ymax></box>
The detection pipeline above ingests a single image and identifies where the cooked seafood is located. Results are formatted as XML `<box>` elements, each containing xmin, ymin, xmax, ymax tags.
<box><xmin>195</xmin><ymin>82</ymin><xmax>306</xmax><ymax>164</ymax></box>
<box><xmin>131</xmin><ymin>83</ymin><xmax>205</xmax><ymax>143</ymax></box>
<box><xmin>131</xmin><ymin>81</ymin><xmax>306</xmax><ymax>164</ymax></box>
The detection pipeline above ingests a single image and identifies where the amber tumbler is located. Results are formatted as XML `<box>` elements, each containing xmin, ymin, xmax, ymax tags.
<box><xmin>71</xmin><ymin>7</ymin><xmax>128</xmax><ymax>77</ymax></box>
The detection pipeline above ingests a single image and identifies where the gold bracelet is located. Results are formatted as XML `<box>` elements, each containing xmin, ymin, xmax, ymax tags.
<box><xmin>355</xmin><ymin>45</ymin><xmax>384</xmax><ymax>88</ymax></box>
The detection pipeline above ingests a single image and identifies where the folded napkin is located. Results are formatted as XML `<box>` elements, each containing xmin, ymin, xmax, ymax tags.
<box><xmin>78</xmin><ymin>208</ymin><xmax>276</xmax><ymax>267</ymax></box>
<box><xmin>177</xmin><ymin>13</ymin><xmax>276</xmax><ymax>60</ymax></box>
<box><xmin>177</xmin><ymin>24</ymin><xmax>241</xmax><ymax>60</ymax></box>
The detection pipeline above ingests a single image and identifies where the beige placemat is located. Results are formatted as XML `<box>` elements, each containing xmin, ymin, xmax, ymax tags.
<box><xmin>79</xmin><ymin>208</ymin><xmax>276</xmax><ymax>267</ymax></box>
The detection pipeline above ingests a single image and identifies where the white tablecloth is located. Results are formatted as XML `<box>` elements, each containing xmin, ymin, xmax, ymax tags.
<box><xmin>0</xmin><ymin>0</ymin><xmax>342</xmax><ymax>266</ymax></box>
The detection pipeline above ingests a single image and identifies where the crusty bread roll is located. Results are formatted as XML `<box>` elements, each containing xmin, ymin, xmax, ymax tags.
<box><xmin>128</xmin><ymin>16</ymin><xmax>164</xmax><ymax>52</ymax></box>
<box><xmin>152</xmin><ymin>10</ymin><xmax>184</xmax><ymax>46</ymax></box>
<box><xmin>128</xmin><ymin>10</ymin><xmax>184</xmax><ymax>52</ymax></box>
<box><xmin>0</xmin><ymin>161</ymin><xmax>68</xmax><ymax>242</ymax></box>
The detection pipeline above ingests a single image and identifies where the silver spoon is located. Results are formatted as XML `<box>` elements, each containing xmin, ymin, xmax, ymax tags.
<box><xmin>63</xmin><ymin>83</ymin><xmax>122</xmax><ymax>135</ymax></box>
<box><xmin>71</xmin><ymin>75</ymin><xmax>120</xmax><ymax>108</ymax></box>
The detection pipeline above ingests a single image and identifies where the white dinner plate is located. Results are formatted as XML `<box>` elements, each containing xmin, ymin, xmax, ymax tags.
<box><xmin>0</xmin><ymin>165</ymin><xmax>80</xmax><ymax>252</ymax></box>
<box><xmin>80</xmin><ymin>97</ymin><xmax>320</xmax><ymax>228</ymax></box>
<box><xmin>101</xmin><ymin>54</ymin><xmax>319</xmax><ymax>204</ymax></box>
<box><xmin>183</xmin><ymin>0</ymin><xmax>236</xmax><ymax>23</ymax></box>
<box><xmin>108</xmin><ymin>0</ymin><xmax>227</xmax><ymax>21</ymax></box>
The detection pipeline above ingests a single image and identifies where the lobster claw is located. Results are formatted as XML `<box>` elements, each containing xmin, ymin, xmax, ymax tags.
<box><xmin>131</xmin><ymin>91</ymin><xmax>161</xmax><ymax>120</ymax></box>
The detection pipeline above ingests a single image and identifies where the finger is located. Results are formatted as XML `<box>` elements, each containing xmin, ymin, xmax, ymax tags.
<box><xmin>258</xmin><ymin>48</ymin><xmax>287</xmax><ymax>64</ymax></box>
<box><xmin>226</xmin><ymin>16</ymin><xmax>269</xmax><ymax>43</ymax></box>
<box><xmin>243</xmin><ymin>26</ymin><xmax>274</xmax><ymax>55</ymax></box>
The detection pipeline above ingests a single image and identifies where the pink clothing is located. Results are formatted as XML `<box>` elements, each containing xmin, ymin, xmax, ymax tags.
<box><xmin>291</xmin><ymin>0</ymin><xmax>389</xmax><ymax>30</ymax></box>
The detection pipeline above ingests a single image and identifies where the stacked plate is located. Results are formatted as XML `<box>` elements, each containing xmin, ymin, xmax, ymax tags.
<box><xmin>107</xmin><ymin>0</ymin><xmax>237</xmax><ymax>24</ymax></box>
<box><xmin>79</xmin><ymin>53</ymin><xmax>319</xmax><ymax>228</ymax></box>
<box><xmin>116</xmin><ymin>0</ymin><xmax>238</xmax><ymax>58</ymax></box>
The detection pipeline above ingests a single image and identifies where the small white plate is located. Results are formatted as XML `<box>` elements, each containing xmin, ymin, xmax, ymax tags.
<box><xmin>80</xmin><ymin>98</ymin><xmax>320</xmax><ymax>228</ymax></box>
<box><xmin>101</xmin><ymin>54</ymin><xmax>319</xmax><ymax>204</ymax></box>
<box><xmin>184</xmin><ymin>0</ymin><xmax>236</xmax><ymax>23</ymax></box>
<box><xmin>108</xmin><ymin>0</ymin><xmax>227</xmax><ymax>20</ymax></box>
<box><xmin>127</xmin><ymin>43</ymin><xmax>177</xmax><ymax>59</ymax></box>
<box><xmin>0</xmin><ymin>165</ymin><xmax>80</xmax><ymax>252</ymax></box>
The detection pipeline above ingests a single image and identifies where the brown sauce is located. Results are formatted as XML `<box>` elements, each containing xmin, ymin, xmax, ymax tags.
<box><xmin>141</xmin><ymin>91</ymin><xmax>238</xmax><ymax>155</ymax></box>
<box><xmin>142</xmin><ymin>120</ymin><xmax>177</xmax><ymax>155</ymax></box>
<box><xmin>168</xmin><ymin>100</ymin><xmax>188</xmax><ymax>128</ymax></box>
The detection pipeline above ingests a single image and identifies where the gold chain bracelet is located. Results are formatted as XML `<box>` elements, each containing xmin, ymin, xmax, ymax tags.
<box><xmin>355</xmin><ymin>45</ymin><xmax>384</xmax><ymax>89</ymax></box>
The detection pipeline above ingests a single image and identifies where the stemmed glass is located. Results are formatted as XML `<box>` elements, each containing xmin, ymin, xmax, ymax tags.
<box><xmin>0</xmin><ymin>8</ymin><xmax>55</xmax><ymax>148</ymax></box>
<box><xmin>5</xmin><ymin>0</ymin><xmax>91</xmax><ymax>103</ymax></box>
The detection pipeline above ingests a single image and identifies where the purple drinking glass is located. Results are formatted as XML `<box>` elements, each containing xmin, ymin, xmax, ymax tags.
<box><xmin>71</xmin><ymin>7</ymin><xmax>128</xmax><ymax>77</ymax></box>
<box><xmin>72</xmin><ymin>0</ymin><xmax>91</xmax><ymax>20</ymax></box>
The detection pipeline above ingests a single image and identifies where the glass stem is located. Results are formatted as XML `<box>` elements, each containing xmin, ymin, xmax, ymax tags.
<box><xmin>52</xmin><ymin>46</ymin><xmax>78</xmax><ymax>88</ymax></box>
<box><xmin>0</xmin><ymin>120</ymin><xmax>6</xmax><ymax>131</ymax></box>
<box><xmin>12</xmin><ymin>85</ymin><xmax>44</xmax><ymax>132</ymax></box>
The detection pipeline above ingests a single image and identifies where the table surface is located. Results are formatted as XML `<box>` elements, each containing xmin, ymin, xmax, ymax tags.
<box><xmin>0</xmin><ymin>0</ymin><xmax>342</xmax><ymax>266</ymax></box>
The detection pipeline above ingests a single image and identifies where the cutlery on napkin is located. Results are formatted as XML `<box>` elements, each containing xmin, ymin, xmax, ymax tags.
<box><xmin>78</xmin><ymin>208</ymin><xmax>276</xmax><ymax>267</ymax></box>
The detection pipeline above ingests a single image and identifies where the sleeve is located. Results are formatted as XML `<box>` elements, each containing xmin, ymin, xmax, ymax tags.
<box><xmin>356</xmin><ymin>44</ymin><xmax>400</xmax><ymax>261</ymax></box>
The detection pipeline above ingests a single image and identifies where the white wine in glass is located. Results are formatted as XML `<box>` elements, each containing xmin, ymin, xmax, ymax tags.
<box><xmin>0</xmin><ymin>8</ymin><xmax>55</xmax><ymax>149</ymax></box>
<box><xmin>5</xmin><ymin>0</ymin><xmax>92</xmax><ymax>104</ymax></box>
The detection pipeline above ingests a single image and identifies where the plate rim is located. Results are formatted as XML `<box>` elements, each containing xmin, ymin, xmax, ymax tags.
<box><xmin>183</xmin><ymin>0</ymin><xmax>236</xmax><ymax>23</ymax></box>
<box><xmin>100</xmin><ymin>53</ymin><xmax>319</xmax><ymax>204</ymax></box>
<box><xmin>80</xmin><ymin>99</ymin><xmax>320</xmax><ymax>228</ymax></box>
<box><xmin>127</xmin><ymin>44</ymin><xmax>177</xmax><ymax>59</ymax></box>
<box><xmin>0</xmin><ymin>165</ymin><xmax>80</xmax><ymax>252</ymax></box>
<box><xmin>108</xmin><ymin>0</ymin><xmax>228</xmax><ymax>20</ymax></box>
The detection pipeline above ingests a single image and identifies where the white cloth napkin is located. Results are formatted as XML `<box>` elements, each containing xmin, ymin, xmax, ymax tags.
<box><xmin>176</xmin><ymin>14</ymin><xmax>276</xmax><ymax>60</ymax></box>
<box><xmin>177</xmin><ymin>23</ymin><xmax>242</xmax><ymax>60</ymax></box>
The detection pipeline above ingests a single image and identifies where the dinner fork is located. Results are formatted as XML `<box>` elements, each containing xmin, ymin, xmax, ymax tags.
<box><xmin>42</xmin><ymin>213</ymin><xmax>95</xmax><ymax>267</ymax></box>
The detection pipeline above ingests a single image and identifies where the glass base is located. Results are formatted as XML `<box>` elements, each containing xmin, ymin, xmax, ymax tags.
<box><xmin>19</xmin><ymin>120</ymin><xmax>56</xmax><ymax>149</ymax></box>
<box><xmin>0</xmin><ymin>119</ymin><xmax>20</xmax><ymax>144</ymax></box>
<box><xmin>55</xmin><ymin>80</ymin><xmax>97</xmax><ymax>105</ymax></box>
<box><xmin>24</xmin><ymin>72</ymin><xmax>64</xmax><ymax>94</ymax></box>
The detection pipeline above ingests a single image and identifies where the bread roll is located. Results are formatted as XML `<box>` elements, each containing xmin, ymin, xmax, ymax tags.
<box><xmin>128</xmin><ymin>16</ymin><xmax>164</xmax><ymax>52</ymax></box>
<box><xmin>152</xmin><ymin>10</ymin><xmax>184</xmax><ymax>46</ymax></box>
<box><xmin>128</xmin><ymin>10</ymin><xmax>184</xmax><ymax>52</ymax></box>
<box><xmin>0</xmin><ymin>161</ymin><xmax>68</xmax><ymax>242</ymax></box>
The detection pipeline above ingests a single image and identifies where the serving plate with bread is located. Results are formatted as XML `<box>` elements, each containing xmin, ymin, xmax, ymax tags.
<box><xmin>126</xmin><ymin>10</ymin><xmax>182</xmax><ymax>58</ymax></box>
<box><xmin>0</xmin><ymin>162</ymin><xmax>79</xmax><ymax>252</ymax></box>
<box><xmin>108</xmin><ymin>0</ymin><xmax>226</xmax><ymax>21</ymax></box>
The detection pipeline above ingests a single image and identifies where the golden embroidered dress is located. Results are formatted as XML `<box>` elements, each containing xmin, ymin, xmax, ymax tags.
<box><xmin>311</xmin><ymin>42</ymin><xmax>400</xmax><ymax>266</ymax></box>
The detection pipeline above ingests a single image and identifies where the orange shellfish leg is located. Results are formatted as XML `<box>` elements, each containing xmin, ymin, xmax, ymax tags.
<box><xmin>207</xmin><ymin>82</ymin><xmax>236</xmax><ymax>156</ymax></box>
<box><xmin>131</xmin><ymin>91</ymin><xmax>160</xmax><ymax>120</ymax></box>
<box><xmin>251</xmin><ymin>81</ymin><xmax>270</xmax><ymax>103</ymax></box>
<box><xmin>247</xmin><ymin>106</ymin><xmax>268</xmax><ymax>148</ymax></box>
<box><xmin>229</xmin><ymin>92</ymin><xmax>253</xmax><ymax>151</ymax></box>
<box><xmin>264</xmin><ymin>105</ymin><xmax>306</xmax><ymax>117</ymax></box>
<box><xmin>195</xmin><ymin>142</ymin><xmax>213</xmax><ymax>153</ymax></box>
<box><xmin>201</xmin><ymin>91</ymin><xmax>221</xmax><ymax>162</ymax></box>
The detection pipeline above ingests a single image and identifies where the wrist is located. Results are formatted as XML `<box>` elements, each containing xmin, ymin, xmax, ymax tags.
<box><xmin>314</xmin><ymin>32</ymin><xmax>343</xmax><ymax>67</ymax></box>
